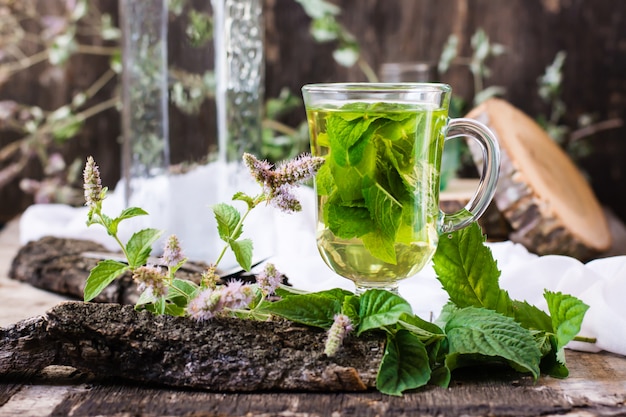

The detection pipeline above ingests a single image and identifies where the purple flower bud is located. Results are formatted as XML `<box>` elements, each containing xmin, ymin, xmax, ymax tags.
<box><xmin>324</xmin><ymin>314</ymin><xmax>353</xmax><ymax>357</ymax></box>
<box><xmin>187</xmin><ymin>288</ymin><xmax>222</xmax><ymax>321</ymax></box>
<box><xmin>161</xmin><ymin>235</ymin><xmax>185</xmax><ymax>267</ymax></box>
<box><xmin>256</xmin><ymin>263</ymin><xmax>283</xmax><ymax>296</ymax></box>
<box><xmin>83</xmin><ymin>156</ymin><xmax>103</xmax><ymax>209</ymax></box>
<box><xmin>269</xmin><ymin>184</ymin><xmax>302</xmax><ymax>213</ymax></box>
<box><xmin>274</xmin><ymin>153</ymin><xmax>325</xmax><ymax>187</ymax></box>
<box><xmin>187</xmin><ymin>280</ymin><xmax>255</xmax><ymax>321</ymax></box>
<box><xmin>221</xmin><ymin>279</ymin><xmax>254</xmax><ymax>310</ymax></box>
<box><xmin>132</xmin><ymin>265</ymin><xmax>168</xmax><ymax>298</ymax></box>
<box><xmin>201</xmin><ymin>264</ymin><xmax>219</xmax><ymax>289</ymax></box>
<box><xmin>242</xmin><ymin>152</ymin><xmax>325</xmax><ymax>213</ymax></box>
<box><xmin>243</xmin><ymin>153</ymin><xmax>275</xmax><ymax>186</ymax></box>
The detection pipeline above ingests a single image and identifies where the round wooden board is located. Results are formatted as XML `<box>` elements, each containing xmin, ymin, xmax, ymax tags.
<box><xmin>465</xmin><ymin>98</ymin><xmax>611</xmax><ymax>260</ymax></box>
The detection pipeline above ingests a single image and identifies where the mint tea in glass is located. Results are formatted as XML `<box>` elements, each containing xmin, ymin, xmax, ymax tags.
<box><xmin>302</xmin><ymin>83</ymin><xmax>500</xmax><ymax>293</ymax></box>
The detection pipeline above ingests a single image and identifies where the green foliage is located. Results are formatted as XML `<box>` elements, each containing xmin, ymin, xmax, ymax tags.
<box><xmin>262</xmin><ymin>221</ymin><xmax>589</xmax><ymax>395</ymax></box>
<box><xmin>444</xmin><ymin>307</ymin><xmax>542</xmax><ymax>379</ymax></box>
<box><xmin>318</xmin><ymin>102</ymin><xmax>445</xmax><ymax>264</ymax></box>
<box><xmin>377</xmin><ymin>330</ymin><xmax>431</xmax><ymax>396</ymax></box>
<box><xmin>84</xmin><ymin>260</ymin><xmax>130</xmax><ymax>302</ymax></box>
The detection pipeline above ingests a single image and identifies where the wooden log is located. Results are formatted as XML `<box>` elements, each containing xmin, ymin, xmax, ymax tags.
<box><xmin>8</xmin><ymin>236</ymin><xmax>209</xmax><ymax>304</ymax></box>
<box><xmin>466</xmin><ymin>98</ymin><xmax>612</xmax><ymax>260</ymax></box>
<box><xmin>0</xmin><ymin>302</ymin><xmax>384</xmax><ymax>392</ymax></box>
<box><xmin>8</xmin><ymin>237</ymin><xmax>135</xmax><ymax>304</ymax></box>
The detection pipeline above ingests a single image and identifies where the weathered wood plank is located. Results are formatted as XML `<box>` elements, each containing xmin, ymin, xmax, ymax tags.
<box><xmin>1</xmin><ymin>350</ymin><xmax>625</xmax><ymax>416</ymax></box>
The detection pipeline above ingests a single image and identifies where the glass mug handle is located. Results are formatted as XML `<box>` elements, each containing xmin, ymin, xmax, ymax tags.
<box><xmin>439</xmin><ymin>118</ymin><xmax>500</xmax><ymax>233</ymax></box>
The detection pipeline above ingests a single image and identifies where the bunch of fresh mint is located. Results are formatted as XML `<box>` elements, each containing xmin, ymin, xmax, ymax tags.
<box><xmin>260</xmin><ymin>222</ymin><xmax>589</xmax><ymax>395</ymax></box>
<box><xmin>82</xmin><ymin>155</ymin><xmax>589</xmax><ymax>396</ymax></box>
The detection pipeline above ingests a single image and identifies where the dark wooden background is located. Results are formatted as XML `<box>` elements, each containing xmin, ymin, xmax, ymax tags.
<box><xmin>2</xmin><ymin>0</ymin><xmax>625</xmax><ymax>224</ymax></box>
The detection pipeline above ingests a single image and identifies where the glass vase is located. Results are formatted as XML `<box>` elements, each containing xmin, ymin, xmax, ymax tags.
<box><xmin>212</xmin><ymin>0</ymin><xmax>265</xmax><ymax>163</ymax></box>
<box><xmin>119</xmin><ymin>0</ymin><xmax>170</xmax><ymax>207</ymax></box>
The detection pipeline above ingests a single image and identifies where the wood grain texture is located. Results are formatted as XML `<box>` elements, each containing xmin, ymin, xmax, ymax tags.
<box><xmin>467</xmin><ymin>98</ymin><xmax>612</xmax><ymax>259</ymax></box>
<box><xmin>1</xmin><ymin>351</ymin><xmax>625</xmax><ymax>416</ymax></box>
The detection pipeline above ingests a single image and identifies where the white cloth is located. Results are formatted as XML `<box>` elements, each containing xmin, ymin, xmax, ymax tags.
<box><xmin>19</xmin><ymin>162</ymin><xmax>626</xmax><ymax>356</ymax></box>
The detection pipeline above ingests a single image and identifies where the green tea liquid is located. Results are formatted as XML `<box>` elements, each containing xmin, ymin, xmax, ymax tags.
<box><xmin>308</xmin><ymin>102</ymin><xmax>447</xmax><ymax>289</ymax></box>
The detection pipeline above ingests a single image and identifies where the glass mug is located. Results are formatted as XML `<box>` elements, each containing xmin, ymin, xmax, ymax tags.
<box><xmin>302</xmin><ymin>83</ymin><xmax>500</xmax><ymax>293</ymax></box>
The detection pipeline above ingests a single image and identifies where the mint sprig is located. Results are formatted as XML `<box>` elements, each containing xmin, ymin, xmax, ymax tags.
<box><xmin>433</xmin><ymin>222</ymin><xmax>590</xmax><ymax>378</ymax></box>
<box><xmin>82</xmin><ymin>156</ymin><xmax>590</xmax><ymax>396</ymax></box>
<box><xmin>263</xmin><ymin>222</ymin><xmax>590</xmax><ymax>395</ymax></box>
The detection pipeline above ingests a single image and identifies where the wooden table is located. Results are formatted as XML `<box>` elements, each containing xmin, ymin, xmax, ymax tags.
<box><xmin>1</xmin><ymin>218</ymin><xmax>625</xmax><ymax>416</ymax></box>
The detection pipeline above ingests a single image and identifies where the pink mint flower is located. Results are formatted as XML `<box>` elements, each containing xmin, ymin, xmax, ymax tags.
<box><xmin>83</xmin><ymin>156</ymin><xmax>103</xmax><ymax>209</ymax></box>
<box><xmin>161</xmin><ymin>235</ymin><xmax>185</xmax><ymax>267</ymax></box>
<box><xmin>220</xmin><ymin>280</ymin><xmax>255</xmax><ymax>310</ymax></box>
<box><xmin>132</xmin><ymin>265</ymin><xmax>168</xmax><ymax>298</ymax></box>
<box><xmin>256</xmin><ymin>263</ymin><xmax>283</xmax><ymax>296</ymax></box>
<box><xmin>187</xmin><ymin>288</ymin><xmax>222</xmax><ymax>321</ymax></box>
<box><xmin>187</xmin><ymin>280</ymin><xmax>254</xmax><ymax>321</ymax></box>
<box><xmin>324</xmin><ymin>314</ymin><xmax>353</xmax><ymax>357</ymax></box>
<box><xmin>242</xmin><ymin>152</ymin><xmax>325</xmax><ymax>214</ymax></box>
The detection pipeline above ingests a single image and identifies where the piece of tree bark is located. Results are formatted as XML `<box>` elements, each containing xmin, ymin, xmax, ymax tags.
<box><xmin>466</xmin><ymin>98</ymin><xmax>612</xmax><ymax>260</ymax></box>
<box><xmin>8</xmin><ymin>237</ymin><xmax>136</xmax><ymax>304</ymax></box>
<box><xmin>8</xmin><ymin>236</ymin><xmax>206</xmax><ymax>304</ymax></box>
<box><xmin>0</xmin><ymin>302</ymin><xmax>384</xmax><ymax>392</ymax></box>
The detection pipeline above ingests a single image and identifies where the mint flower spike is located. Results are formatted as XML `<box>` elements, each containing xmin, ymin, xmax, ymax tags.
<box><xmin>187</xmin><ymin>288</ymin><xmax>222</xmax><ymax>321</ymax></box>
<box><xmin>256</xmin><ymin>263</ymin><xmax>284</xmax><ymax>296</ymax></box>
<box><xmin>83</xmin><ymin>155</ymin><xmax>104</xmax><ymax>209</ymax></box>
<box><xmin>161</xmin><ymin>235</ymin><xmax>185</xmax><ymax>267</ymax></box>
<box><xmin>242</xmin><ymin>152</ymin><xmax>325</xmax><ymax>214</ymax></box>
<box><xmin>133</xmin><ymin>265</ymin><xmax>168</xmax><ymax>298</ymax></box>
<box><xmin>324</xmin><ymin>314</ymin><xmax>354</xmax><ymax>357</ymax></box>
<box><xmin>243</xmin><ymin>152</ymin><xmax>274</xmax><ymax>186</ymax></box>
<box><xmin>187</xmin><ymin>279</ymin><xmax>255</xmax><ymax>321</ymax></box>
<box><xmin>273</xmin><ymin>153</ymin><xmax>326</xmax><ymax>187</ymax></box>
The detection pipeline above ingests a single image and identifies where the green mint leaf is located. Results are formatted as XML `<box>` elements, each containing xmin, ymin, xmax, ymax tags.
<box><xmin>261</xmin><ymin>292</ymin><xmax>343</xmax><ymax>328</ymax></box>
<box><xmin>232</xmin><ymin>192</ymin><xmax>255</xmax><ymax>210</ymax></box>
<box><xmin>397</xmin><ymin>313</ymin><xmax>445</xmax><ymax>344</ymax></box>
<box><xmin>167</xmin><ymin>278</ymin><xmax>199</xmax><ymax>307</ymax></box>
<box><xmin>164</xmin><ymin>303</ymin><xmax>186</xmax><ymax>317</ymax></box>
<box><xmin>511</xmin><ymin>300</ymin><xmax>553</xmax><ymax>333</ymax></box>
<box><xmin>326</xmin><ymin>112</ymin><xmax>378</xmax><ymax>167</ymax></box>
<box><xmin>429</xmin><ymin>365</ymin><xmax>452</xmax><ymax>388</ymax></box>
<box><xmin>361</xmin><ymin>230</ymin><xmax>396</xmax><ymax>265</ymax></box>
<box><xmin>342</xmin><ymin>294</ymin><xmax>361</xmax><ymax>327</ymax></box>
<box><xmin>108</xmin><ymin>207</ymin><xmax>148</xmax><ymax>236</ymax></box>
<box><xmin>377</xmin><ymin>115</ymin><xmax>421</xmax><ymax>174</ymax></box>
<box><xmin>229</xmin><ymin>238</ymin><xmax>253</xmax><ymax>271</ymax></box>
<box><xmin>332</xmin><ymin>164</ymin><xmax>367</xmax><ymax>202</ymax></box>
<box><xmin>444</xmin><ymin>307</ymin><xmax>542</xmax><ymax>379</ymax></box>
<box><xmin>84</xmin><ymin>260</ymin><xmax>129</xmax><ymax>301</ymax></box>
<box><xmin>136</xmin><ymin>287</ymin><xmax>157</xmax><ymax>306</ymax></box>
<box><xmin>433</xmin><ymin>222</ymin><xmax>512</xmax><ymax>315</ymax></box>
<box><xmin>539</xmin><ymin>333</ymin><xmax>570</xmax><ymax>378</ymax></box>
<box><xmin>126</xmin><ymin>228</ymin><xmax>163</xmax><ymax>268</ymax></box>
<box><xmin>274</xmin><ymin>285</ymin><xmax>311</xmax><ymax>298</ymax></box>
<box><xmin>362</xmin><ymin>183</ymin><xmax>402</xmax><ymax>241</ymax></box>
<box><xmin>357</xmin><ymin>289</ymin><xmax>413</xmax><ymax>335</ymax></box>
<box><xmin>326</xmin><ymin>203</ymin><xmax>374</xmax><ymax>239</ymax></box>
<box><xmin>98</xmin><ymin>213</ymin><xmax>114</xmax><ymax>234</ymax></box>
<box><xmin>376</xmin><ymin>330</ymin><xmax>431</xmax><ymax>396</ymax></box>
<box><xmin>544</xmin><ymin>291</ymin><xmax>589</xmax><ymax>351</ymax></box>
<box><xmin>314</xmin><ymin>162</ymin><xmax>335</xmax><ymax>196</ymax></box>
<box><xmin>213</xmin><ymin>203</ymin><xmax>242</xmax><ymax>241</ymax></box>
